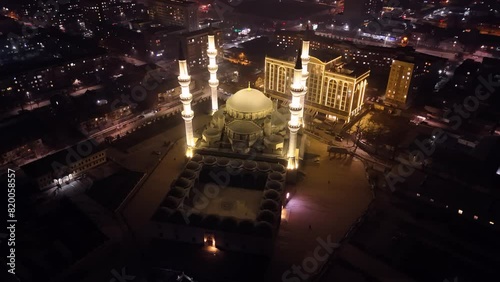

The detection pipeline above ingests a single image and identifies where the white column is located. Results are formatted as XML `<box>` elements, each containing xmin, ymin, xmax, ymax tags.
<box><xmin>207</xmin><ymin>34</ymin><xmax>218</xmax><ymax>112</ymax></box>
<box><xmin>178</xmin><ymin>59</ymin><xmax>195</xmax><ymax>151</ymax></box>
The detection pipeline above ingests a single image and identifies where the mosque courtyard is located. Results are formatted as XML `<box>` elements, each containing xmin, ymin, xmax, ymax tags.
<box><xmin>112</xmin><ymin>102</ymin><xmax>372</xmax><ymax>280</ymax></box>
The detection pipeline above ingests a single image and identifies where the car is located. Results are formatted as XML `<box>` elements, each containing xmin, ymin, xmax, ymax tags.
<box><xmin>152</xmin><ymin>151</ymin><xmax>161</xmax><ymax>155</ymax></box>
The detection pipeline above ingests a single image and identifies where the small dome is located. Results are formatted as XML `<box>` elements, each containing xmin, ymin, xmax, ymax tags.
<box><xmin>168</xmin><ymin>187</ymin><xmax>187</xmax><ymax>198</ymax></box>
<box><xmin>216</xmin><ymin>157</ymin><xmax>230</xmax><ymax>166</ymax></box>
<box><xmin>227</xmin><ymin>120</ymin><xmax>261</xmax><ymax>135</ymax></box>
<box><xmin>257</xmin><ymin>162</ymin><xmax>271</xmax><ymax>172</ymax></box>
<box><xmin>266</xmin><ymin>180</ymin><xmax>283</xmax><ymax>192</ymax></box>
<box><xmin>268</xmin><ymin>171</ymin><xmax>284</xmax><ymax>182</ymax></box>
<box><xmin>226</xmin><ymin>88</ymin><xmax>273</xmax><ymax>118</ymax></box>
<box><xmin>174</xmin><ymin>177</ymin><xmax>192</xmax><ymax>189</ymax></box>
<box><xmin>203</xmin><ymin>155</ymin><xmax>217</xmax><ymax>166</ymax></box>
<box><xmin>180</xmin><ymin>169</ymin><xmax>197</xmax><ymax>180</ymax></box>
<box><xmin>229</xmin><ymin>159</ymin><xmax>243</xmax><ymax>168</ymax></box>
<box><xmin>260</xmin><ymin>199</ymin><xmax>280</xmax><ymax>212</ymax></box>
<box><xmin>191</xmin><ymin>154</ymin><xmax>203</xmax><ymax>163</ymax></box>
<box><xmin>271</xmin><ymin>163</ymin><xmax>286</xmax><ymax>174</ymax></box>
<box><xmin>243</xmin><ymin>160</ymin><xmax>257</xmax><ymax>170</ymax></box>
<box><xmin>163</xmin><ymin>196</ymin><xmax>182</xmax><ymax>209</ymax></box>
<box><xmin>255</xmin><ymin>221</ymin><xmax>274</xmax><ymax>237</ymax></box>
<box><xmin>257</xmin><ymin>210</ymin><xmax>277</xmax><ymax>225</ymax></box>
<box><xmin>263</xmin><ymin>189</ymin><xmax>281</xmax><ymax>201</ymax></box>
<box><xmin>186</xmin><ymin>161</ymin><xmax>201</xmax><ymax>171</ymax></box>
<box><xmin>203</xmin><ymin>127</ymin><xmax>221</xmax><ymax>137</ymax></box>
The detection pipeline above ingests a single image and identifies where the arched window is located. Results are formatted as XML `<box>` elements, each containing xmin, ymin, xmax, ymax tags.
<box><xmin>326</xmin><ymin>79</ymin><xmax>337</xmax><ymax>107</ymax></box>
<box><xmin>268</xmin><ymin>64</ymin><xmax>274</xmax><ymax>90</ymax></box>
<box><xmin>277</xmin><ymin>67</ymin><xmax>286</xmax><ymax>93</ymax></box>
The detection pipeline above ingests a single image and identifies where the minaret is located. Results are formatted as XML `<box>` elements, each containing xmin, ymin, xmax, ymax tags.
<box><xmin>178</xmin><ymin>42</ymin><xmax>195</xmax><ymax>156</ymax></box>
<box><xmin>207</xmin><ymin>28</ymin><xmax>219</xmax><ymax>113</ymax></box>
<box><xmin>287</xmin><ymin>49</ymin><xmax>304</xmax><ymax>170</ymax></box>
<box><xmin>300</xmin><ymin>25</ymin><xmax>312</xmax><ymax>123</ymax></box>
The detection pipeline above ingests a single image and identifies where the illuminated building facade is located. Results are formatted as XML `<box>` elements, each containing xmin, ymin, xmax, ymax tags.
<box><xmin>22</xmin><ymin>140</ymin><xmax>106</xmax><ymax>190</ymax></box>
<box><xmin>149</xmin><ymin>0</ymin><xmax>199</xmax><ymax>31</ymax></box>
<box><xmin>385</xmin><ymin>54</ymin><xmax>444</xmax><ymax>108</ymax></box>
<box><xmin>384</xmin><ymin>59</ymin><xmax>414</xmax><ymax>108</ymax></box>
<box><xmin>265</xmin><ymin>52</ymin><xmax>369</xmax><ymax>123</ymax></box>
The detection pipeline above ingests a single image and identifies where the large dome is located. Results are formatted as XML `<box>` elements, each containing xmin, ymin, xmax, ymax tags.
<box><xmin>226</xmin><ymin>88</ymin><xmax>273</xmax><ymax>119</ymax></box>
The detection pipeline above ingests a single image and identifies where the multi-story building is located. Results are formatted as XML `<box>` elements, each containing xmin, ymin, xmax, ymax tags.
<box><xmin>384</xmin><ymin>59</ymin><xmax>414</xmax><ymax>108</ymax></box>
<box><xmin>104</xmin><ymin>21</ymin><xmax>183</xmax><ymax>59</ymax></box>
<box><xmin>149</xmin><ymin>0</ymin><xmax>199</xmax><ymax>31</ymax></box>
<box><xmin>80</xmin><ymin>0</ymin><xmax>119</xmax><ymax>32</ymax></box>
<box><xmin>265</xmin><ymin>51</ymin><xmax>369</xmax><ymax>123</ymax></box>
<box><xmin>274</xmin><ymin>29</ymin><xmax>446</xmax><ymax>90</ymax></box>
<box><xmin>0</xmin><ymin>48</ymin><xmax>108</xmax><ymax>97</ymax></box>
<box><xmin>178</xmin><ymin>27</ymin><xmax>222</xmax><ymax>72</ymax></box>
<box><xmin>343</xmin><ymin>0</ymin><xmax>384</xmax><ymax>26</ymax></box>
<box><xmin>22</xmin><ymin>139</ymin><xmax>107</xmax><ymax>190</ymax></box>
<box><xmin>275</xmin><ymin>30</ymin><xmax>400</xmax><ymax>78</ymax></box>
<box><xmin>385</xmin><ymin>53</ymin><xmax>444</xmax><ymax>108</ymax></box>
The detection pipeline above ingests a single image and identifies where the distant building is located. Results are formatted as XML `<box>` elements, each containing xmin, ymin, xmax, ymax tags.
<box><xmin>275</xmin><ymin>29</ymin><xmax>400</xmax><ymax>78</ymax></box>
<box><xmin>265</xmin><ymin>51</ymin><xmax>369</xmax><ymax>123</ymax></box>
<box><xmin>149</xmin><ymin>0</ymin><xmax>199</xmax><ymax>31</ymax></box>
<box><xmin>81</xmin><ymin>0</ymin><xmax>118</xmax><ymax>27</ymax></box>
<box><xmin>103</xmin><ymin>21</ymin><xmax>184</xmax><ymax>59</ymax></box>
<box><xmin>274</xmin><ymin>29</ymin><xmax>446</xmax><ymax>90</ymax></box>
<box><xmin>178</xmin><ymin>27</ymin><xmax>222</xmax><ymax>72</ymax></box>
<box><xmin>343</xmin><ymin>0</ymin><xmax>384</xmax><ymax>26</ymax></box>
<box><xmin>384</xmin><ymin>59</ymin><xmax>414</xmax><ymax>108</ymax></box>
<box><xmin>0</xmin><ymin>138</ymin><xmax>42</xmax><ymax>166</ymax></box>
<box><xmin>0</xmin><ymin>47</ymin><xmax>108</xmax><ymax>97</ymax></box>
<box><xmin>22</xmin><ymin>140</ymin><xmax>107</xmax><ymax>190</ymax></box>
<box><xmin>385</xmin><ymin>53</ymin><xmax>444</xmax><ymax>108</ymax></box>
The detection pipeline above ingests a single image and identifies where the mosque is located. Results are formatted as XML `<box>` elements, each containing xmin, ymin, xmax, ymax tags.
<box><xmin>177</xmin><ymin>30</ymin><xmax>311</xmax><ymax>170</ymax></box>
<box><xmin>147</xmin><ymin>30</ymin><xmax>314</xmax><ymax>256</ymax></box>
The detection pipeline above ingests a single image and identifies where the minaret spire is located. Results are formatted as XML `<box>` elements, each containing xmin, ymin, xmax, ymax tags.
<box><xmin>178</xmin><ymin>41</ymin><xmax>195</xmax><ymax>156</ymax></box>
<box><xmin>300</xmin><ymin>28</ymin><xmax>311</xmax><ymax>124</ymax></box>
<box><xmin>207</xmin><ymin>30</ymin><xmax>219</xmax><ymax>113</ymax></box>
<box><xmin>287</xmin><ymin>49</ymin><xmax>305</xmax><ymax>170</ymax></box>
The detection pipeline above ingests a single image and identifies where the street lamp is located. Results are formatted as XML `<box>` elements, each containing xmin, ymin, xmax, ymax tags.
<box><xmin>416</xmin><ymin>37</ymin><xmax>421</xmax><ymax>48</ymax></box>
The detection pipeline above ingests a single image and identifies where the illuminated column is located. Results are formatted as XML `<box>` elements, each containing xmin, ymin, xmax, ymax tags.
<box><xmin>299</xmin><ymin>27</ymin><xmax>311</xmax><ymax>123</ymax></box>
<box><xmin>288</xmin><ymin>51</ymin><xmax>304</xmax><ymax>170</ymax></box>
<box><xmin>207</xmin><ymin>33</ymin><xmax>219</xmax><ymax>113</ymax></box>
<box><xmin>178</xmin><ymin>43</ymin><xmax>195</xmax><ymax>153</ymax></box>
